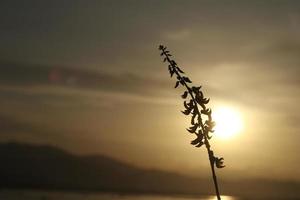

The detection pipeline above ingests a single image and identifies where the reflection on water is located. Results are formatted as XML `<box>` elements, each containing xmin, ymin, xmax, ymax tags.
<box><xmin>0</xmin><ymin>190</ymin><xmax>239</xmax><ymax>200</ymax></box>
<box><xmin>207</xmin><ymin>196</ymin><xmax>237</xmax><ymax>200</ymax></box>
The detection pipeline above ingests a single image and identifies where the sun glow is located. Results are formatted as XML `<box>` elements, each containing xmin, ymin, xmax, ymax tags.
<box><xmin>212</xmin><ymin>107</ymin><xmax>243</xmax><ymax>139</ymax></box>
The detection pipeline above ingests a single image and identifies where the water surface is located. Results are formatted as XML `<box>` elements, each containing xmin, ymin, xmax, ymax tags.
<box><xmin>3</xmin><ymin>190</ymin><xmax>298</xmax><ymax>200</ymax></box>
<box><xmin>0</xmin><ymin>190</ymin><xmax>238</xmax><ymax>200</ymax></box>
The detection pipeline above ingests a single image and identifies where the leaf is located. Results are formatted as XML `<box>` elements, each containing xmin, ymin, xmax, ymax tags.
<box><xmin>197</xmin><ymin>132</ymin><xmax>204</xmax><ymax>140</ymax></box>
<box><xmin>183</xmin><ymin>77</ymin><xmax>192</xmax><ymax>83</ymax></box>
<box><xmin>195</xmin><ymin>92</ymin><xmax>205</xmax><ymax>105</ymax></box>
<box><xmin>192</xmin><ymin>86</ymin><xmax>201</xmax><ymax>92</ymax></box>
<box><xmin>191</xmin><ymin>113</ymin><xmax>197</xmax><ymax>125</ymax></box>
<box><xmin>207</xmin><ymin>133</ymin><xmax>212</xmax><ymax>139</ymax></box>
<box><xmin>183</xmin><ymin>101</ymin><xmax>189</xmax><ymax>109</ymax></box>
<box><xmin>203</xmin><ymin>125</ymin><xmax>213</xmax><ymax>138</ymax></box>
<box><xmin>168</xmin><ymin>66</ymin><xmax>174</xmax><ymax>77</ymax></box>
<box><xmin>182</xmin><ymin>109</ymin><xmax>191</xmax><ymax>115</ymax></box>
<box><xmin>191</xmin><ymin>133</ymin><xmax>204</xmax><ymax>147</ymax></box>
<box><xmin>216</xmin><ymin>157</ymin><xmax>225</xmax><ymax>168</ymax></box>
<box><xmin>205</xmin><ymin>120</ymin><xmax>215</xmax><ymax>129</ymax></box>
<box><xmin>191</xmin><ymin>138</ymin><xmax>200</xmax><ymax>145</ymax></box>
<box><xmin>182</xmin><ymin>101</ymin><xmax>194</xmax><ymax>115</ymax></box>
<box><xmin>181</xmin><ymin>91</ymin><xmax>188</xmax><ymax>99</ymax></box>
<box><xmin>160</xmin><ymin>52</ymin><xmax>164</xmax><ymax>56</ymax></box>
<box><xmin>201</xmin><ymin>108</ymin><xmax>211</xmax><ymax>115</ymax></box>
<box><xmin>195</xmin><ymin>141</ymin><xmax>204</xmax><ymax>147</ymax></box>
<box><xmin>174</xmin><ymin>81</ymin><xmax>180</xmax><ymax>88</ymax></box>
<box><xmin>176</xmin><ymin>67</ymin><xmax>184</xmax><ymax>73</ymax></box>
<box><xmin>202</xmin><ymin>127</ymin><xmax>209</xmax><ymax>136</ymax></box>
<box><xmin>171</xmin><ymin>60</ymin><xmax>177</xmax><ymax>66</ymax></box>
<box><xmin>202</xmin><ymin>98</ymin><xmax>210</xmax><ymax>104</ymax></box>
<box><xmin>170</xmin><ymin>71</ymin><xmax>174</xmax><ymax>77</ymax></box>
<box><xmin>187</xmin><ymin>124</ymin><xmax>198</xmax><ymax>133</ymax></box>
<box><xmin>187</xmin><ymin>99</ymin><xmax>193</xmax><ymax>107</ymax></box>
<box><xmin>198</xmin><ymin>129</ymin><xmax>203</xmax><ymax>135</ymax></box>
<box><xmin>199</xmin><ymin>91</ymin><xmax>203</xmax><ymax>97</ymax></box>
<box><xmin>163</xmin><ymin>57</ymin><xmax>167</xmax><ymax>62</ymax></box>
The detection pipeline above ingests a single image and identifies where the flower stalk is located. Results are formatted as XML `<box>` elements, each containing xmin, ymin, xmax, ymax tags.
<box><xmin>159</xmin><ymin>45</ymin><xmax>224</xmax><ymax>200</ymax></box>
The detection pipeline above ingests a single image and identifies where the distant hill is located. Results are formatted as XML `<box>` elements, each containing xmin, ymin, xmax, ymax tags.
<box><xmin>0</xmin><ymin>142</ymin><xmax>299</xmax><ymax>198</ymax></box>
<box><xmin>0</xmin><ymin>142</ymin><xmax>210</xmax><ymax>195</ymax></box>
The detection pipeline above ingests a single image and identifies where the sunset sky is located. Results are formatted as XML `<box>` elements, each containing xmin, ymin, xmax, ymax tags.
<box><xmin>0</xmin><ymin>1</ymin><xmax>299</xmax><ymax>182</ymax></box>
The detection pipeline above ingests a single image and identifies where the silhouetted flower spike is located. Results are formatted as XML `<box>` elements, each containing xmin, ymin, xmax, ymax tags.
<box><xmin>159</xmin><ymin>45</ymin><xmax>224</xmax><ymax>200</ymax></box>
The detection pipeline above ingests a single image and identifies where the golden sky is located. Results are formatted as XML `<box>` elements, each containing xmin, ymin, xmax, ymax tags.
<box><xmin>0</xmin><ymin>1</ymin><xmax>299</xmax><ymax>182</ymax></box>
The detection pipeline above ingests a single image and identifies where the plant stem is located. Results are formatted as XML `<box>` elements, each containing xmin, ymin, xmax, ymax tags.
<box><xmin>161</xmin><ymin>48</ymin><xmax>222</xmax><ymax>200</ymax></box>
<box><xmin>207</xmin><ymin>145</ymin><xmax>221</xmax><ymax>200</ymax></box>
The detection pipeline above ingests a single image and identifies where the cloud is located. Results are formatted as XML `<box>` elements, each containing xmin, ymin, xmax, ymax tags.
<box><xmin>0</xmin><ymin>62</ymin><xmax>166</xmax><ymax>91</ymax></box>
<box><xmin>163</xmin><ymin>29</ymin><xmax>191</xmax><ymax>41</ymax></box>
<box><xmin>0</xmin><ymin>62</ymin><xmax>180</xmax><ymax>108</ymax></box>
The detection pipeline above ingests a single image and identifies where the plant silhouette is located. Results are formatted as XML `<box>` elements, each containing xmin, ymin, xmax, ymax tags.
<box><xmin>159</xmin><ymin>45</ymin><xmax>224</xmax><ymax>200</ymax></box>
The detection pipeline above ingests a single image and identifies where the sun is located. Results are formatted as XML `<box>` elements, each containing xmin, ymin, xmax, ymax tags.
<box><xmin>212</xmin><ymin>107</ymin><xmax>243</xmax><ymax>139</ymax></box>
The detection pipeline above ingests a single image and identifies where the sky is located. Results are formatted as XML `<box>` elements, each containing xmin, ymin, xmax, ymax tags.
<box><xmin>0</xmin><ymin>0</ymin><xmax>300</xmax><ymax>182</ymax></box>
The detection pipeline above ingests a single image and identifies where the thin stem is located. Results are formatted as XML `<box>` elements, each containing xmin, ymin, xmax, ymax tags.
<box><xmin>209</xmin><ymin>149</ymin><xmax>221</xmax><ymax>200</ymax></box>
<box><xmin>161</xmin><ymin>47</ymin><xmax>222</xmax><ymax>200</ymax></box>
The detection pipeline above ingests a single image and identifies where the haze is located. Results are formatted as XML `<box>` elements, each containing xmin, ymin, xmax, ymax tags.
<box><xmin>0</xmin><ymin>0</ymin><xmax>299</xmax><ymax>183</ymax></box>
